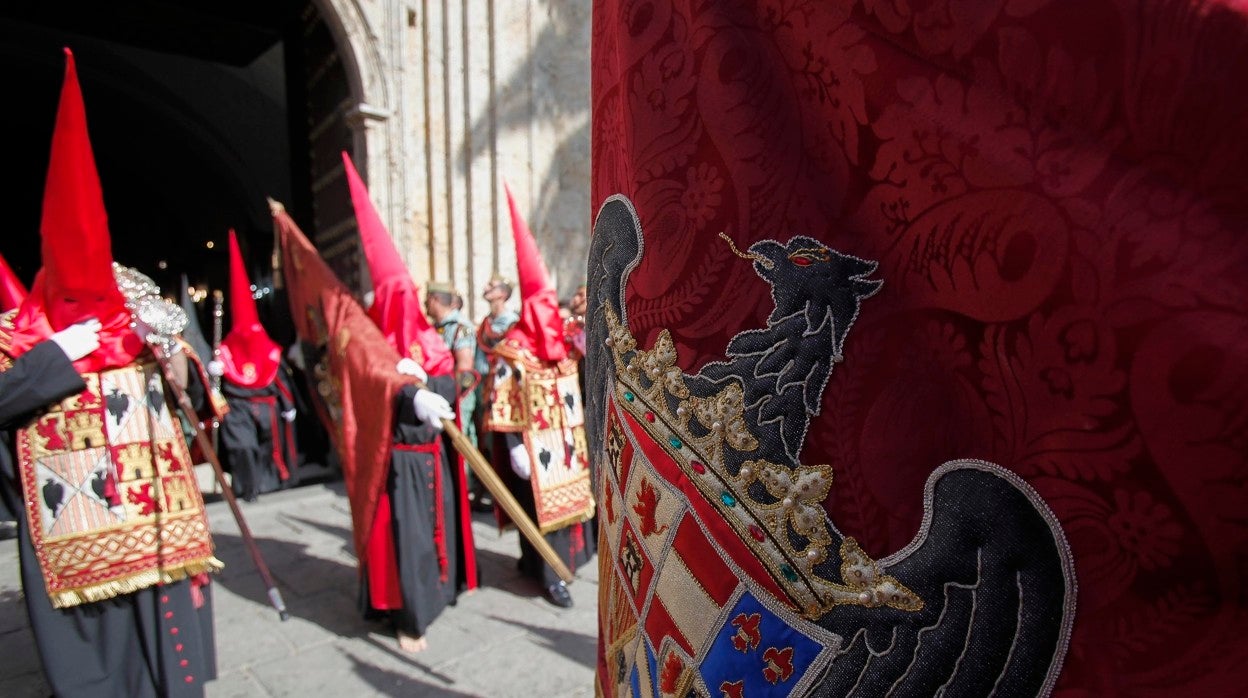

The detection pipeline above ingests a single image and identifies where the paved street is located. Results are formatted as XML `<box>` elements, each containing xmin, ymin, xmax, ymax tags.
<box><xmin>0</xmin><ymin>478</ymin><xmax>598</xmax><ymax>697</ymax></box>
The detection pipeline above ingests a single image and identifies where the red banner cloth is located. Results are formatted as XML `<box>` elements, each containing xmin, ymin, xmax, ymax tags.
<box><xmin>272</xmin><ymin>203</ymin><xmax>412</xmax><ymax>564</ymax></box>
<box><xmin>593</xmin><ymin>1</ymin><xmax>1248</xmax><ymax>695</ymax></box>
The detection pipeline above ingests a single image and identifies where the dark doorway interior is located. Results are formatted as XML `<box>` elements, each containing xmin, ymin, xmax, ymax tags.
<box><xmin>0</xmin><ymin>0</ymin><xmax>353</xmax><ymax>344</ymax></box>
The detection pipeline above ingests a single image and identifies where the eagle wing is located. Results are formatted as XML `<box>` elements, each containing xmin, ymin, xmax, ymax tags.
<box><xmin>810</xmin><ymin>462</ymin><xmax>1075</xmax><ymax>697</ymax></box>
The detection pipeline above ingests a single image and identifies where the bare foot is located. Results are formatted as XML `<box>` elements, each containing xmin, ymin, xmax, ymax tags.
<box><xmin>397</xmin><ymin>630</ymin><xmax>428</xmax><ymax>653</ymax></box>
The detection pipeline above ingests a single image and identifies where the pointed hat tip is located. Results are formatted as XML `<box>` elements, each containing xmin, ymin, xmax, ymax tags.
<box><xmin>342</xmin><ymin>150</ymin><xmax>361</xmax><ymax>181</ymax></box>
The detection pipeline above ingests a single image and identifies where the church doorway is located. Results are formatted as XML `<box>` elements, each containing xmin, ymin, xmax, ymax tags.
<box><xmin>0</xmin><ymin>0</ymin><xmax>359</xmax><ymax>342</ymax></box>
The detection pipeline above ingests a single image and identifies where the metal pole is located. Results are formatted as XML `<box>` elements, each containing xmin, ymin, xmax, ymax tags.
<box><xmin>149</xmin><ymin>342</ymin><xmax>290</xmax><ymax>621</ymax></box>
<box><xmin>210</xmin><ymin>290</ymin><xmax>224</xmax><ymax>395</ymax></box>
<box><xmin>208</xmin><ymin>289</ymin><xmax>225</xmax><ymax>492</ymax></box>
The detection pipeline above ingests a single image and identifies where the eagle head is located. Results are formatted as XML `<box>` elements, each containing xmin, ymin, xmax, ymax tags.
<box><xmin>747</xmin><ymin>236</ymin><xmax>882</xmax><ymax>354</ymax></box>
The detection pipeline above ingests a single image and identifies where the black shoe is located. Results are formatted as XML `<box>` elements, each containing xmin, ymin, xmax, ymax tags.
<box><xmin>545</xmin><ymin>581</ymin><xmax>573</xmax><ymax>608</ymax></box>
<box><xmin>0</xmin><ymin>521</ymin><xmax>16</xmax><ymax>541</ymax></box>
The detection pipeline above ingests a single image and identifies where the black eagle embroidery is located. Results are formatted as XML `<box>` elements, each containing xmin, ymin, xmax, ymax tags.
<box><xmin>105</xmin><ymin>388</ymin><xmax>130</xmax><ymax>425</ymax></box>
<box><xmin>586</xmin><ymin>195</ymin><xmax>1075</xmax><ymax>697</ymax></box>
<box><xmin>90</xmin><ymin>469</ymin><xmax>108</xmax><ymax>501</ymax></box>
<box><xmin>693</xmin><ymin>235</ymin><xmax>881</xmax><ymax>465</ymax></box>
<box><xmin>42</xmin><ymin>478</ymin><xmax>66</xmax><ymax>516</ymax></box>
<box><xmin>147</xmin><ymin>383</ymin><xmax>166</xmax><ymax>418</ymax></box>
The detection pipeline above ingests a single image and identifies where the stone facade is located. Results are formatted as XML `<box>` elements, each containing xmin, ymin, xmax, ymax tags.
<box><xmin>318</xmin><ymin>0</ymin><xmax>591</xmax><ymax>319</ymax></box>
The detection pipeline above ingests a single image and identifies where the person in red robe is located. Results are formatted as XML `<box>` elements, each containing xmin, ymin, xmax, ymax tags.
<box><xmin>343</xmin><ymin>151</ymin><xmax>477</xmax><ymax>653</ymax></box>
<box><xmin>588</xmin><ymin>2</ymin><xmax>1248</xmax><ymax>696</ymax></box>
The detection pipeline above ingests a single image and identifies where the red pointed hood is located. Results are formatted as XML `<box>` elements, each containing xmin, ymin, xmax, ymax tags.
<box><xmin>6</xmin><ymin>49</ymin><xmax>143</xmax><ymax>371</ymax></box>
<box><xmin>219</xmin><ymin>229</ymin><xmax>281</xmax><ymax>387</ymax></box>
<box><xmin>344</xmin><ymin>151</ymin><xmax>453</xmax><ymax>376</ymax></box>
<box><xmin>0</xmin><ymin>253</ymin><xmax>26</xmax><ymax>312</ymax></box>
<box><xmin>503</xmin><ymin>183</ymin><xmax>566</xmax><ymax>362</ymax></box>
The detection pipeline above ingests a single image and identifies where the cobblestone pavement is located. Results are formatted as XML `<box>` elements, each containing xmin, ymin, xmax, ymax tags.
<box><xmin>0</xmin><ymin>479</ymin><xmax>598</xmax><ymax>697</ymax></box>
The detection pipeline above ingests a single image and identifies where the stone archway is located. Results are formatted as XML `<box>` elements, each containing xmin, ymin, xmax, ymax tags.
<box><xmin>311</xmin><ymin>0</ymin><xmax>399</xmax><ymax>264</ymax></box>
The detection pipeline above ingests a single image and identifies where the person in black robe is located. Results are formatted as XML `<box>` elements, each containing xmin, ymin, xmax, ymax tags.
<box><xmin>359</xmin><ymin>375</ymin><xmax>469</xmax><ymax>650</ymax></box>
<box><xmin>1</xmin><ymin>50</ymin><xmax>220</xmax><ymax>697</ymax></box>
<box><xmin>0</xmin><ymin>251</ymin><xmax>26</xmax><ymax>541</ymax></box>
<box><xmin>490</xmin><ymin>430</ymin><xmax>593</xmax><ymax>607</ymax></box>
<box><xmin>212</xmin><ymin>362</ymin><xmax>299</xmax><ymax>501</ymax></box>
<box><xmin>211</xmin><ymin>230</ymin><xmax>299</xmax><ymax>502</ymax></box>
<box><xmin>339</xmin><ymin>151</ymin><xmax>478</xmax><ymax>653</ymax></box>
<box><xmin>1</xmin><ymin>325</ymin><xmax>217</xmax><ymax>698</ymax></box>
<box><xmin>479</xmin><ymin>186</ymin><xmax>595</xmax><ymax>609</ymax></box>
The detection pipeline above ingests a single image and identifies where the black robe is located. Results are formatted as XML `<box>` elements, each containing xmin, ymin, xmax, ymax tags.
<box><xmin>493</xmin><ymin>431</ymin><xmax>593</xmax><ymax>588</ymax></box>
<box><xmin>360</xmin><ymin>376</ymin><xmax>473</xmax><ymax>636</ymax></box>
<box><xmin>217</xmin><ymin>364</ymin><xmax>298</xmax><ymax>501</ymax></box>
<box><xmin>0</xmin><ymin>340</ymin><xmax>217</xmax><ymax>698</ymax></box>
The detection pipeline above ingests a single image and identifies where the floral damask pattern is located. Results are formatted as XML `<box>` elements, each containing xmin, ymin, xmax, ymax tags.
<box><xmin>593</xmin><ymin>0</ymin><xmax>1248</xmax><ymax>693</ymax></box>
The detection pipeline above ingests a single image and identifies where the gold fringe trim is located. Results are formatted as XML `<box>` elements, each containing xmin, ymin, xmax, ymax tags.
<box><xmin>537</xmin><ymin>501</ymin><xmax>596</xmax><ymax>535</ymax></box>
<box><xmin>48</xmin><ymin>556</ymin><xmax>225</xmax><ymax>609</ymax></box>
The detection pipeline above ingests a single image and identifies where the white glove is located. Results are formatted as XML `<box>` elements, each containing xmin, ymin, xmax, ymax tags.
<box><xmin>50</xmin><ymin>319</ymin><xmax>101</xmax><ymax>361</ymax></box>
<box><xmin>281</xmin><ymin>408</ymin><xmax>297</xmax><ymax>423</ymax></box>
<box><xmin>395</xmin><ymin>358</ymin><xmax>428</xmax><ymax>382</ymax></box>
<box><xmin>509</xmin><ymin>442</ymin><xmax>531</xmax><ymax>480</ymax></box>
<box><xmin>412</xmin><ymin>389</ymin><xmax>454</xmax><ymax>431</ymax></box>
<box><xmin>206</xmin><ymin>360</ymin><xmax>226</xmax><ymax>377</ymax></box>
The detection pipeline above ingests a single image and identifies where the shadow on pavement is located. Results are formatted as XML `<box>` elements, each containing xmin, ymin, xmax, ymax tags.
<box><xmin>486</xmin><ymin>615</ymin><xmax>597</xmax><ymax>670</ymax></box>
<box><xmin>280</xmin><ymin>513</ymin><xmax>356</xmax><ymax>557</ymax></box>
<box><xmin>343</xmin><ymin>648</ymin><xmax>477</xmax><ymax>697</ymax></box>
<box><xmin>208</xmin><ymin>530</ymin><xmax>362</xmax><ymax>630</ymax></box>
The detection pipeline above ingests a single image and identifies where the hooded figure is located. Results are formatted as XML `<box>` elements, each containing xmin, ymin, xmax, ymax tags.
<box><xmin>0</xmin><ymin>48</ymin><xmax>220</xmax><ymax>698</ymax></box>
<box><xmin>480</xmin><ymin>183</ymin><xmax>594</xmax><ymax>609</ymax></box>
<box><xmin>4</xmin><ymin>51</ymin><xmax>142</xmax><ymax>374</ymax></box>
<box><xmin>344</xmin><ymin>151</ymin><xmax>477</xmax><ymax>651</ymax></box>
<box><xmin>214</xmin><ymin>230</ymin><xmax>297</xmax><ymax>501</ymax></box>
<box><xmin>345</xmin><ymin>153</ymin><xmax>453</xmax><ymax>376</ymax></box>
<box><xmin>0</xmin><ymin>251</ymin><xmax>24</xmax><ymax>533</ymax></box>
<box><xmin>0</xmin><ymin>253</ymin><xmax>27</xmax><ymax>313</ymax></box>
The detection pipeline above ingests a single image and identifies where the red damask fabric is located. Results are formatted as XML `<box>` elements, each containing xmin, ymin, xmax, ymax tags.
<box><xmin>592</xmin><ymin>1</ymin><xmax>1247</xmax><ymax>694</ymax></box>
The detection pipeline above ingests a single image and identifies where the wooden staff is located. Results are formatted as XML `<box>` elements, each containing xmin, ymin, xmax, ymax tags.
<box><xmin>149</xmin><ymin>341</ymin><xmax>291</xmax><ymax>621</ymax></box>
<box><xmin>441</xmin><ymin>421</ymin><xmax>574</xmax><ymax>584</ymax></box>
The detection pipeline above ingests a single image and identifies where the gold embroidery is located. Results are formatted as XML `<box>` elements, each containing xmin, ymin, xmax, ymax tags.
<box><xmin>605</xmin><ymin>306</ymin><xmax>922</xmax><ymax>618</ymax></box>
<box><xmin>116</xmin><ymin>442</ymin><xmax>154</xmax><ymax>481</ymax></box>
<box><xmin>10</xmin><ymin>360</ymin><xmax>221</xmax><ymax>608</ymax></box>
<box><xmin>748</xmin><ymin>460</ymin><xmax>835</xmax><ymax>551</ymax></box>
<box><xmin>629</xmin><ymin>330</ymin><xmax>688</xmax><ymax>399</ymax></box>
<box><xmin>65</xmin><ymin>410</ymin><xmax>105</xmax><ymax>451</ymax></box>
<box><xmin>483</xmin><ymin>359</ymin><xmax>526</xmax><ymax>431</ymax></box>
<box><xmin>484</xmin><ymin>339</ymin><xmax>594</xmax><ymax>531</ymax></box>
<box><xmin>28</xmin><ymin>413</ymin><xmax>67</xmax><ymax>458</ymax></box>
